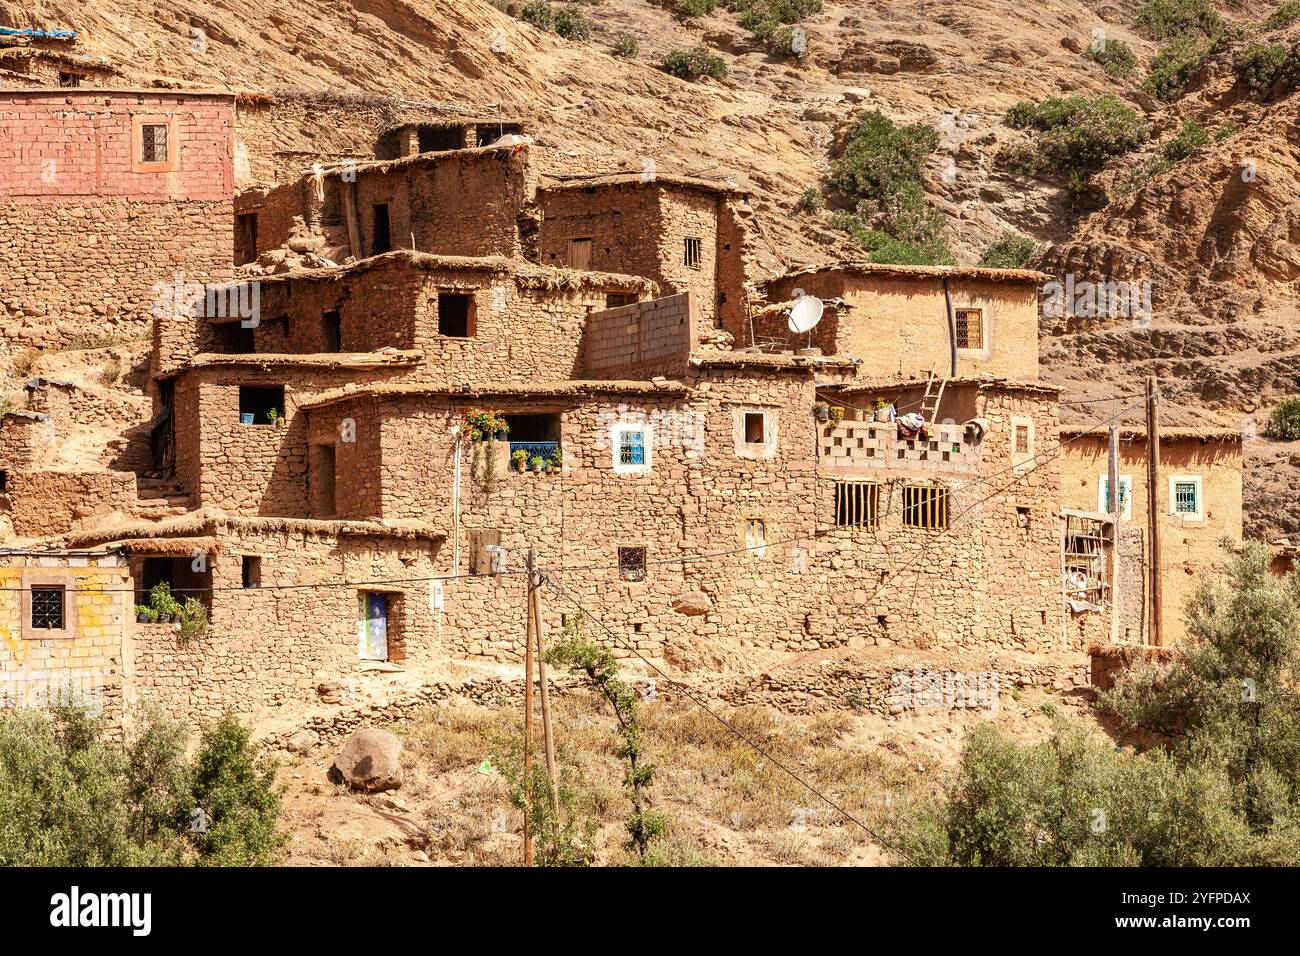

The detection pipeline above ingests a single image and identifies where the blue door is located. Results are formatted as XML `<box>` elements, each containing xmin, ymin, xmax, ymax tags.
<box><xmin>358</xmin><ymin>592</ymin><xmax>388</xmax><ymax>660</ymax></box>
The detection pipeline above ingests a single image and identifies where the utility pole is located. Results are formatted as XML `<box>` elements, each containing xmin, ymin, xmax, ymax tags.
<box><xmin>1145</xmin><ymin>376</ymin><xmax>1163</xmax><ymax>647</ymax></box>
<box><xmin>530</xmin><ymin>551</ymin><xmax>557</xmax><ymax>788</ymax></box>
<box><xmin>1108</xmin><ymin>425</ymin><xmax>1121</xmax><ymax>645</ymax></box>
<box><xmin>523</xmin><ymin>550</ymin><xmax>535</xmax><ymax>866</ymax></box>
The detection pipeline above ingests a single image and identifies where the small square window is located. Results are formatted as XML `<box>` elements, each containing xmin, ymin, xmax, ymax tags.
<box><xmin>684</xmin><ymin>237</ymin><xmax>702</xmax><ymax>269</ymax></box>
<box><xmin>1170</xmin><ymin>475</ymin><xmax>1203</xmax><ymax>519</ymax></box>
<box><xmin>1098</xmin><ymin>475</ymin><xmax>1134</xmax><ymax>521</ymax></box>
<box><xmin>31</xmin><ymin>586</ymin><xmax>65</xmax><ymax>630</ymax></box>
<box><xmin>618</xmin><ymin>546</ymin><xmax>647</xmax><ymax>582</ymax></box>
<box><xmin>612</xmin><ymin>424</ymin><xmax>651</xmax><ymax>473</ymax></box>
<box><xmin>239</xmin><ymin>386</ymin><xmax>285</xmax><ymax>426</ymax></box>
<box><xmin>438</xmin><ymin>293</ymin><xmax>476</xmax><ymax>337</ymax></box>
<box><xmin>744</xmin><ymin>412</ymin><xmax>765</xmax><ymax>444</ymax></box>
<box><xmin>835</xmin><ymin>481</ymin><xmax>879</xmax><ymax>529</ymax></box>
<box><xmin>242</xmin><ymin>555</ymin><xmax>262</xmax><ymax>589</ymax></box>
<box><xmin>141</xmin><ymin>123</ymin><xmax>169</xmax><ymax>164</ymax></box>
<box><xmin>955</xmin><ymin>308</ymin><xmax>983</xmax><ymax>350</ymax></box>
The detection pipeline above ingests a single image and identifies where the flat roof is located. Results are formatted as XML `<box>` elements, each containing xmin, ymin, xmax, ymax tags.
<box><xmin>1058</xmin><ymin>425</ymin><xmax>1244</xmax><ymax>442</ymax></box>
<box><xmin>768</xmin><ymin>261</ymin><xmax>1049</xmax><ymax>285</ymax></box>
<box><xmin>690</xmin><ymin>350</ymin><xmax>860</xmax><ymax>371</ymax></box>
<box><xmin>299</xmin><ymin>379</ymin><xmax>689</xmax><ymax>410</ymax></box>
<box><xmin>541</xmin><ymin>171</ymin><xmax>746</xmax><ymax>196</ymax></box>
<box><xmin>318</xmin><ymin>142</ymin><xmax>523</xmax><ymax>179</ymax></box>
<box><xmin>64</xmin><ymin>514</ymin><xmax>445</xmax><ymax>549</ymax></box>
<box><xmin>162</xmin><ymin>350</ymin><xmax>423</xmax><ymax>377</ymax></box>
<box><xmin>832</xmin><ymin>375</ymin><xmax>1061</xmax><ymax>395</ymax></box>
<box><xmin>0</xmin><ymin>86</ymin><xmax>235</xmax><ymax>99</ymax></box>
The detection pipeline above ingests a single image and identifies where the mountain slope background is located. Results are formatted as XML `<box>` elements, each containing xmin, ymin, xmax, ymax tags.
<box><xmin>3</xmin><ymin>0</ymin><xmax>1299</xmax><ymax>536</ymax></box>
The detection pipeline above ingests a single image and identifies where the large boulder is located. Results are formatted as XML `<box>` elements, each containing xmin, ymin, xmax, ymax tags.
<box><xmin>328</xmin><ymin>728</ymin><xmax>402</xmax><ymax>793</ymax></box>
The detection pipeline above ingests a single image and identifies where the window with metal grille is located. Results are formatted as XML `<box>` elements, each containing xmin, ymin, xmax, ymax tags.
<box><xmin>618</xmin><ymin>546</ymin><xmax>647</xmax><ymax>581</ymax></box>
<box><xmin>1014</xmin><ymin>424</ymin><xmax>1031</xmax><ymax>455</ymax></box>
<box><xmin>619</xmin><ymin>429</ymin><xmax>646</xmax><ymax>466</ymax></box>
<box><xmin>902</xmin><ymin>483</ymin><xmax>949</xmax><ymax>530</ymax></box>
<box><xmin>684</xmin><ymin>237</ymin><xmax>702</xmax><ymax>269</ymax></box>
<box><xmin>834</xmin><ymin>480</ymin><xmax>879</xmax><ymax>529</ymax></box>
<box><xmin>1174</xmin><ymin>480</ymin><xmax>1199</xmax><ymax>514</ymax></box>
<box><xmin>744</xmin><ymin>518</ymin><xmax>767</xmax><ymax>555</ymax></box>
<box><xmin>141</xmin><ymin>123</ymin><xmax>169</xmax><ymax>163</ymax></box>
<box><xmin>954</xmin><ymin>308</ymin><xmax>983</xmax><ymax>349</ymax></box>
<box><xmin>31</xmin><ymin>586</ymin><xmax>65</xmax><ymax>630</ymax></box>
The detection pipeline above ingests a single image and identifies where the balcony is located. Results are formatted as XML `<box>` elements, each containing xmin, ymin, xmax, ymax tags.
<box><xmin>819</xmin><ymin>420</ymin><xmax>979</xmax><ymax>475</ymax></box>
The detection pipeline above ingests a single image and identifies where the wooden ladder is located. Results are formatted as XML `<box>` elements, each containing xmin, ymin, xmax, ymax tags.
<box><xmin>919</xmin><ymin>369</ymin><xmax>948</xmax><ymax>423</ymax></box>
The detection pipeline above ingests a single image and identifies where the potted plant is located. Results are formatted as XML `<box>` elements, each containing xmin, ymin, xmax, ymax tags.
<box><xmin>547</xmin><ymin>447</ymin><xmax>563</xmax><ymax>473</ymax></box>
<box><xmin>512</xmin><ymin>449</ymin><xmax>529</xmax><ymax>472</ymax></box>
<box><xmin>814</xmin><ymin>403</ymin><xmax>830</xmax><ymax>423</ymax></box>
<box><xmin>134</xmin><ymin>603</ymin><xmax>156</xmax><ymax>624</ymax></box>
<box><xmin>462</xmin><ymin>407</ymin><xmax>506</xmax><ymax>441</ymax></box>
<box><xmin>529</xmin><ymin>454</ymin><xmax>545</xmax><ymax>473</ymax></box>
<box><xmin>874</xmin><ymin>399</ymin><xmax>892</xmax><ymax>423</ymax></box>
<box><xmin>267</xmin><ymin>408</ymin><xmax>283</xmax><ymax>427</ymax></box>
<box><xmin>148</xmin><ymin>581</ymin><xmax>183</xmax><ymax>624</ymax></box>
<box><xmin>828</xmin><ymin>405</ymin><xmax>845</xmax><ymax>427</ymax></box>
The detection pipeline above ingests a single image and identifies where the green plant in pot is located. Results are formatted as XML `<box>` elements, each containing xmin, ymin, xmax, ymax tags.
<box><xmin>177</xmin><ymin>597</ymin><xmax>209</xmax><ymax>646</ymax></box>
<box><xmin>267</xmin><ymin>408</ymin><xmax>283</xmax><ymax>427</ymax></box>
<box><xmin>548</xmin><ymin>447</ymin><xmax>563</xmax><ymax>473</ymax></box>
<box><xmin>512</xmin><ymin>448</ymin><xmax>529</xmax><ymax>472</ymax></box>
<box><xmin>874</xmin><ymin>398</ymin><xmax>892</xmax><ymax>423</ymax></box>
<box><xmin>148</xmin><ymin>581</ymin><xmax>183</xmax><ymax>623</ymax></box>
<box><xmin>134</xmin><ymin>603</ymin><xmax>157</xmax><ymax>624</ymax></box>
<box><xmin>529</xmin><ymin>455</ymin><xmax>545</xmax><ymax>473</ymax></box>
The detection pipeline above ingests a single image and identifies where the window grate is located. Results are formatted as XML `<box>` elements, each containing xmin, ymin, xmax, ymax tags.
<box><xmin>31</xmin><ymin>586</ymin><xmax>65</xmax><ymax>630</ymax></box>
<box><xmin>902</xmin><ymin>483</ymin><xmax>949</xmax><ymax>530</ymax></box>
<box><xmin>684</xmin><ymin>237</ymin><xmax>702</xmax><ymax>269</ymax></box>
<box><xmin>619</xmin><ymin>429</ymin><xmax>646</xmax><ymax>466</ymax></box>
<box><xmin>618</xmin><ymin>546</ymin><xmax>647</xmax><ymax>581</ymax></box>
<box><xmin>141</xmin><ymin>123</ymin><xmax>168</xmax><ymax>163</ymax></box>
<box><xmin>1014</xmin><ymin>424</ymin><xmax>1031</xmax><ymax>455</ymax></box>
<box><xmin>1174</xmin><ymin>481</ymin><xmax>1198</xmax><ymax>514</ymax></box>
<box><xmin>834</xmin><ymin>480</ymin><xmax>879</xmax><ymax>529</ymax></box>
<box><xmin>954</xmin><ymin>308</ymin><xmax>982</xmax><ymax>349</ymax></box>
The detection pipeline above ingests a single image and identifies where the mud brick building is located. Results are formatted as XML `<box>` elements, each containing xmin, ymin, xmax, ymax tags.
<box><xmin>0</xmin><ymin>88</ymin><xmax>235</xmax><ymax>348</ymax></box>
<box><xmin>1059</xmin><ymin>426</ymin><xmax>1243</xmax><ymax>647</ymax></box>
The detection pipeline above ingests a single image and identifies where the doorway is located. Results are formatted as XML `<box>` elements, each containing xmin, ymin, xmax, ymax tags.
<box><xmin>358</xmin><ymin>592</ymin><xmax>389</xmax><ymax>660</ymax></box>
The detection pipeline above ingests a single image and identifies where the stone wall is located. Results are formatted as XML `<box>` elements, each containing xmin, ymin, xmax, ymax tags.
<box><xmin>584</xmin><ymin>292</ymin><xmax>696</xmax><ymax>379</ymax></box>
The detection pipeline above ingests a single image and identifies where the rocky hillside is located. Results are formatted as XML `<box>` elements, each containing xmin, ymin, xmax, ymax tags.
<box><xmin>3</xmin><ymin>0</ymin><xmax>1299</xmax><ymax>533</ymax></box>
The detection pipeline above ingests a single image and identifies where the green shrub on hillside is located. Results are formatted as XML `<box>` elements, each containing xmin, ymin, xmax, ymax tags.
<box><xmin>611</xmin><ymin>33</ymin><xmax>639</xmax><ymax>58</ymax></box>
<box><xmin>1005</xmin><ymin>94</ymin><xmax>1149</xmax><ymax>179</ymax></box>
<box><xmin>1086</xmin><ymin>37</ymin><xmax>1138</xmax><ymax>78</ymax></box>
<box><xmin>1268</xmin><ymin>398</ymin><xmax>1300</xmax><ymax>440</ymax></box>
<box><xmin>662</xmin><ymin>47</ymin><xmax>728</xmax><ymax>80</ymax></box>
<box><xmin>1236</xmin><ymin>42</ymin><xmax>1291</xmax><ymax>92</ymax></box>
<box><xmin>1161</xmin><ymin>118</ymin><xmax>1210</xmax><ymax>161</ymax></box>
<box><xmin>1144</xmin><ymin>35</ymin><xmax>1214</xmax><ymax>100</ymax></box>
<box><xmin>978</xmin><ymin>232</ymin><xmax>1041</xmax><ymax>269</ymax></box>
<box><xmin>677</xmin><ymin>0</ymin><xmax>718</xmax><ymax>17</ymax></box>
<box><xmin>1134</xmin><ymin>0</ymin><xmax>1222</xmax><ymax>40</ymax></box>
<box><xmin>1263</xmin><ymin>1</ymin><xmax>1300</xmax><ymax>32</ymax></box>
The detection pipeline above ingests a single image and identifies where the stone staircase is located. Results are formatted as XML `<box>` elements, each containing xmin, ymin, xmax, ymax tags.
<box><xmin>130</xmin><ymin>476</ymin><xmax>195</xmax><ymax>522</ymax></box>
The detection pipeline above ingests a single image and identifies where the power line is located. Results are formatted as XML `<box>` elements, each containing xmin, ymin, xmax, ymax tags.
<box><xmin>537</xmin><ymin>569</ymin><xmax>920</xmax><ymax>865</ymax></box>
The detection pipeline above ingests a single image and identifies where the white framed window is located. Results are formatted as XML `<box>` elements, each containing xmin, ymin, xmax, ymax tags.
<box><xmin>1010</xmin><ymin>416</ymin><xmax>1034</xmax><ymax>469</ymax></box>
<box><xmin>732</xmin><ymin>405</ymin><xmax>777</xmax><ymax>459</ymax></box>
<box><xmin>611</xmin><ymin>422</ymin><xmax>653</xmax><ymax>474</ymax></box>
<box><xmin>743</xmin><ymin>518</ymin><xmax>767</xmax><ymax>556</ymax></box>
<box><xmin>1169</xmin><ymin>474</ymin><xmax>1204</xmax><ymax>520</ymax></box>
<box><xmin>954</xmin><ymin>307</ymin><xmax>985</xmax><ymax>351</ymax></box>
<box><xmin>1097</xmin><ymin>475</ymin><xmax>1133</xmax><ymax>521</ymax></box>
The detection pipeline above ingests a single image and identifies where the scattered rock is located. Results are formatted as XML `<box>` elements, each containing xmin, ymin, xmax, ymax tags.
<box><xmin>286</xmin><ymin>729</ymin><xmax>320</xmax><ymax>754</ymax></box>
<box><xmin>328</xmin><ymin>728</ymin><xmax>403</xmax><ymax>793</ymax></box>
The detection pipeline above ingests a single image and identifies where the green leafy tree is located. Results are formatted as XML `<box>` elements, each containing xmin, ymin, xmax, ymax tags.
<box><xmin>545</xmin><ymin>614</ymin><xmax>665</xmax><ymax>860</ymax></box>
<box><xmin>1268</xmin><ymin>398</ymin><xmax>1300</xmax><ymax>440</ymax></box>
<box><xmin>495</xmin><ymin>737</ymin><xmax>597</xmax><ymax>866</ymax></box>
<box><xmin>188</xmin><ymin>713</ymin><xmax>286</xmax><ymax>866</ymax></box>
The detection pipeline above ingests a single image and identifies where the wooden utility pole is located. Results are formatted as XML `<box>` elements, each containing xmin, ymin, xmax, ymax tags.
<box><xmin>529</xmin><ymin>551</ymin><xmax>557</xmax><ymax>787</ymax></box>
<box><xmin>1145</xmin><ymin>376</ymin><xmax>1163</xmax><ymax>647</ymax></box>
<box><xmin>523</xmin><ymin>550</ymin><xmax>535</xmax><ymax>866</ymax></box>
<box><xmin>1108</xmin><ymin>426</ymin><xmax>1122</xmax><ymax>645</ymax></box>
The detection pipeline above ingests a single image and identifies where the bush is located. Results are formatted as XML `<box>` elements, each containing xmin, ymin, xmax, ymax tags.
<box><xmin>978</xmin><ymin>232</ymin><xmax>1041</xmax><ymax>269</ymax></box>
<box><xmin>1264</xmin><ymin>1</ymin><xmax>1300</xmax><ymax>32</ymax></box>
<box><xmin>551</xmin><ymin>5</ymin><xmax>590</xmax><ymax>39</ymax></box>
<box><xmin>862</xmin><ymin>231</ymin><xmax>956</xmax><ymax>266</ymax></box>
<box><xmin>662</xmin><ymin>46</ymin><xmax>728</xmax><ymax>81</ymax></box>
<box><xmin>677</xmin><ymin>0</ymin><xmax>718</xmax><ymax>16</ymax></box>
<box><xmin>1144</xmin><ymin>35</ymin><xmax>1213</xmax><ymax>100</ymax></box>
<box><xmin>1268</xmin><ymin>398</ymin><xmax>1300</xmax><ymax>440</ymax></box>
<box><xmin>1118</xmin><ymin>155</ymin><xmax>1174</xmax><ymax>196</ymax></box>
<box><xmin>1236</xmin><ymin>42</ymin><xmax>1290</xmax><ymax>92</ymax></box>
<box><xmin>1134</xmin><ymin>0</ymin><xmax>1222</xmax><ymax>40</ymax></box>
<box><xmin>519</xmin><ymin>0</ymin><xmax>554</xmax><ymax>30</ymax></box>
<box><xmin>1005</xmin><ymin>94</ymin><xmax>1149</xmax><ymax>178</ymax></box>
<box><xmin>729</xmin><ymin>0</ymin><xmax>822</xmax><ymax>42</ymax></box>
<box><xmin>611</xmin><ymin>33</ymin><xmax>639</xmax><ymax>58</ymax></box>
<box><xmin>795</xmin><ymin>186</ymin><xmax>825</xmax><ymax>212</ymax></box>
<box><xmin>188</xmin><ymin>714</ymin><xmax>286</xmax><ymax>866</ymax></box>
<box><xmin>1086</xmin><ymin>37</ymin><xmax>1138</xmax><ymax>78</ymax></box>
<box><xmin>1161</xmin><ymin>117</ymin><xmax>1210</xmax><ymax>161</ymax></box>
<box><xmin>770</xmin><ymin>24</ymin><xmax>809</xmax><ymax>59</ymax></box>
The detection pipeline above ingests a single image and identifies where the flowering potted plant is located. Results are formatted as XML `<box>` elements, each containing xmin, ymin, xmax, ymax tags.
<box><xmin>874</xmin><ymin>399</ymin><xmax>892</xmax><ymax>423</ymax></box>
<box><xmin>462</xmin><ymin>408</ymin><xmax>507</xmax><ymax>441</ymax></box>
<box><xmin>512</xmin><ymin>449</ymin><xmax>529</xmax><ymax>472</ymax></box>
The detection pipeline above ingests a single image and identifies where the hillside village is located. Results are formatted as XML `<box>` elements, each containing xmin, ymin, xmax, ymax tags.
<box><xmin>0</xmin><ymin>5</ymin><xmax>1290</xmax><ymax>867</ymax></box>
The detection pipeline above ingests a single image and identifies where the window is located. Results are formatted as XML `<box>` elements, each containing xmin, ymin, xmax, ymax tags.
<box><xmin>241</xmin><ymin>556</ymin><xmax>262</xmax><ymax>589</ymax></box>
<box><xmin>141</xmin><ymin>123</ymin><xmax>169</xmax><ymax>164</ymax></box>
<box><xmin>1097</xmin><ymin>475</ymin><xmax>1134</xmax><ymax>521</ymax></box>
<box><xmin>834</xmin><ymin>480</ymin><xmax>879</xmax><ymax>529</ymax></box>
<box><xmin>0</xmin><ymin>469</ymin><xmax>6</xmax><ymax>492</ymax></box>
<box><xmin>734</xmin><ymin>406</ymin><xmax>777</xmax><ymax>459</ymax></box>
<box><xmin>611</xmin><ymin>424</ymin><xmax>652</xmax><ymax>474</ymax></box>
<box><xmin>902</xmin><ymin>483</ymin><xmax>949</xmax><ymax>530</ymax></box>
<box><xmin>1016</xmin><ymin>506</ymin><xmax>1031</xmax><ymax>529</ymax></box>
<box><xmin>238</xmin><ymin>385</ymin><xmax>284</xmax><ymax>426</ymax></box>
<box><xmin>1169</xmin><ymin>475</ymin><xmax>1204</xmax><ymax>520</ymax></box>
<box><xmin>1063</xmin><ymin>513</ymin><xmax>1110</xmax><ymax>605</ymax></box>
<box><xmin>31</xmin><ymin>586</ymin><xmax>65</xmax><ymax>630</ymax></box>
<box><xmin>606</xmin><ymin>292</ymin><xmax>635</xmax><ymax>309</ymax></box>
<box><xmin>744</xmin><ymin>412</ymin><xmax>766</xmax><ymax>444</ymax></box>
<box><xmin>618</xmin><ymin>546</ymin><xmax>647</xmax><ymax>582</ymax></box>
<box><xmin>438</xmin><ymin>293</ymin><xmax>475</xmax><ymax>337</ymax></box>
<box><xmin>417</xmin><ymin>125</ymin><xmax>463</xmax><ymax>152</ymax></box>
<box><xmin>1011</xmin><ymin>416</ymin><xmax>1034</xmax><ymax>468</ymax></box>
<box><xmin>58</xmin><ymin>71</ymin><xmax>85</xmax><ymax>88</ymax></box>
<box><xmin>371</xmin><ymin>204</ymin><xmax>391</xmax><ymax>255</ymax></box>
<box><xmin>954</xmin><ymin>308</ymin><xmax>983</xmax><ymax>350</ymax></box>
<box><xmin>567</xmin><ymin>238</ymin><xmax>593</xmax><ymax>270</ymax></box>
<box><xmin>684</xmin><ymin>237</ymin><xmax>703</xmax><ymax>269</ymax></box>
<box><xmin>743</xmin><ymin>518</ymin><xmax>767</xmax><ymax>556</ymax></box>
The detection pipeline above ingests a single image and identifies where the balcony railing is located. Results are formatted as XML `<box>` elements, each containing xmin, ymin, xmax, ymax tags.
<box><xmin>509</xmin><ymin>441</ymin><xmax>560</xmax><ymax>459</ymax></box>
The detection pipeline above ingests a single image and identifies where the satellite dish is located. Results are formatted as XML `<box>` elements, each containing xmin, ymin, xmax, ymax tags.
<box><xmin>788</xmin><ymin>295</ymin><xmax>824</xmax><ymax>334</ymax></box>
